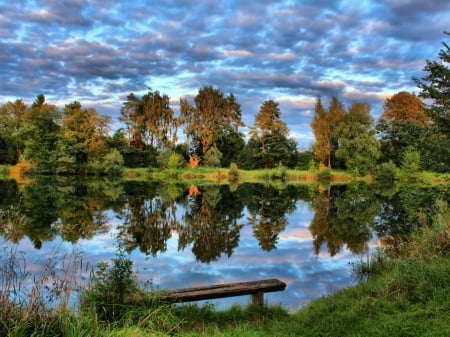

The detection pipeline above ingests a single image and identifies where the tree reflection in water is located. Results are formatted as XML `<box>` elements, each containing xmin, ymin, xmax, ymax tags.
<box><xmin>0</xmin><ymin>177</ymin><xmax>448</xmax><ymax>261</ymax></box>
<box><xmin>310</xmin><ymin>183</ymin><xmax>379</xmax><ymax>256</ymax></box>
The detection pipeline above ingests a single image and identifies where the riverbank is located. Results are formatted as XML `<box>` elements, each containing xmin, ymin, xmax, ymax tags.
<box><xmin>1</xmin><ymin>199</ymin><xmax>448</xmax><ymax>336</ymax></box>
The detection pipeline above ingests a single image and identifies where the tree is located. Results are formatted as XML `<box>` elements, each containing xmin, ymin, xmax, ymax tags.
<box><xmin>214</xmin><ymin>124</ymin><xmax>245</xmax><ymax>167</ymax></box>
<box><xmin>376</xmin><ymin>92</ymin><xmax>429</xmax><ymax>165</ymax></box>
<box><xmin>413</xmin><ymin>32</ymin><xmax>450</xmax><ymax>172</ymax></box>
<box><xmin>120</xmin><ymin>89</ymin><xmax>178</xmax><ymax>149</ymax></box>
<box><xmin>58</xmin><ymin>101</ymin><xmax>111</xmax><ymax>174</ymax></box>
<box><xmin>249</xmin><ymin>100</ymin><xmax>294</xmax><ymax>168</ymax></box>
<box><xmin>333</xmin><ymin>103</ymin><xmax>380</xmax><ymax>175</ymax></box>
<box><xmin>21</xmin><ymin>95</ymin><xmax>61</xmax><ymax>172</ymax></box>
<box><xmin>203</xmin><ymin>145</ymin><xmax>222</xmax><ymax>168</ymax></box>
<box><xmin>141</xmin><ymin>89</ymin><xmax>178</xmax><ymax>149</ymax></box>
<box><xmin>120</xmin><ymin>93</ymin><xmax>145</xmax><ymax>148</ymax></box>
<box><xmin>0</xmin><ymin>99</ymin><xmax>27</xmax><ymax>164</ymax></box>
<box><xmin>180</xmin><ymin>86</ymin><xmax>244</xmax><ymax>156</ymax></box>
<box><xmin>311</xmin><ymin>96</ymin><xmax>345</xmax><ymax>168</ymax></box>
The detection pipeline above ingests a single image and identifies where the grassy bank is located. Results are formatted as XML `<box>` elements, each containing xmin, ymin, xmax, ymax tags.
<box><xmin>121</xmin><ymin>166</ymin><xmax>370</xmax><ymax>185</ymax></box>
<box><xmin>1</xmin><ymin>199</ymin><xmax>449</xmax><ymax>336</ymax></box>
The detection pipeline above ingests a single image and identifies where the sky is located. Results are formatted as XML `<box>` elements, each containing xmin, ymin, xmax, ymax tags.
<box><xmin>1</xmin><ymin>0</ymin><xmax>449</xmax><ymax>148</ymax></box>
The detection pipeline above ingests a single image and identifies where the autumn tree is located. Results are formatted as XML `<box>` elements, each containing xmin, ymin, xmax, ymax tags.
<box><xmin>311</xmin><ymin>96</ymin><xmax>345</xmax><ymax>168</ymax></box>
<box><xmin>413</xmin><ymin>32</ymin><xmax>450</xmax><ymax>172</ymax></box>
<box><xmin>180</xmin><ymin>86</ymin><xmax>244</xmax><ymax>157</ymax></box>
<box><xmin>333</xmin><ymin>102</ymin><xmax>380</xmax><ymax>175</ymax></box>
<box><xmin>57</xmin><ymin>101</ymin><xmax>111</xmax><ymax>174</ymax></box>
<box><xmin>249</xmin><ymin>100</ymin><xmax>295</xmax><ymax>168</ymax></box>
<box><xmin>376</xmin><ymin>92</ymin><xmax>429</xmax><ymax>165</ymax></box>
<box><xmin>120</xmin><ymin>93</ymin><xmax>145</xmax><ymax>148</ymax></box>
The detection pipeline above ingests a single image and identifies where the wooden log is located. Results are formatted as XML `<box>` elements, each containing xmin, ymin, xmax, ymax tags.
<box><xmin>160</xmin><ymin>278</ymin><xmax>286</xmax><ymax>307</ymax></box>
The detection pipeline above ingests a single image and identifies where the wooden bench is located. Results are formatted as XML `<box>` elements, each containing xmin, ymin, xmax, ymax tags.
<box><xmin>160</xmin><ymin>278</ymin><xmax>286</xmax><ymax>307</ymax></box>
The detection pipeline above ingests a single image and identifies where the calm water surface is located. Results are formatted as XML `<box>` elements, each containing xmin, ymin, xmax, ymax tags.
<box><xmin>0</xmin><ymin>177</ymin><xmax>447</xmax><ymax>311</ymax></box>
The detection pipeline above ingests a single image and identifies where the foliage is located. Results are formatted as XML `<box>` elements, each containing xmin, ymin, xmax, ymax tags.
<box><xmin>376</xmin><ymin>91</ymin><xmax>429</xmax><ymax>165</ymax></box>
<box><xmin>311</xmin><ymin>96</ymin><xmax>345</xmax><ymax>168</ymax></box>
<box><xmin>203</xmin><ymin>145</ymin><xmax>222</xmax><ymax>167</ymax></box>
<box><xmin>374</xmin><ymin>160</ymin><xmax>397</xmax><ymax>181</ymax></box>
<box><xmin>20</xmin><ymin>95</ymin><xmax>61</xmax><ymax>173</ymax></box>
<box><xmin>120</xmin><ymin>89</ymin><xmax>178</xmax><ymax>150</ymax></box>
<box><xmin>180</xmin><ymin>86</ymin><xmax>244</xmax><ymax>156</ymax></box>
<box><xmin>90</xmin><ymin>149</ymin><xmax>125</xmax><ymax>176</ymax></box>
<box><xmin>0</xmin><ymin>98</ymin><xmax>27</xmax><ymax>165</ymax></box>
<box><xmin>166</xmin><ymin>152</ymin><xmax>185</xmax><ymax>170</ymax></box>
<box><xmin>214</xmin><ymin>124</ymin><xmax>245</xmax><ymax>167</ymax></box>
<box><xmin>413</xmin><ymin>32</ymin><xmax>450</xmax><ymax>173</ymax></box>
<box><xmin>228</xmin><ymin>162</ymin><xmax>239</xmax><ymax>181</ymax></box>
<box><xmin>81</xmin><ymin>248</ymin><xmax>139</xmax><ymax>321</ymax></box>
<box><xmin>333</xmin><ymin>102</ymin><xmax>380</xmax><ymax>175</ymax></box>
<box><xmin>400</xmin><ymin>147</ymin><xmax>421</xmax><ymax>176</ymax></box>
<box><xmin>249</xmin><ymin>100</ymin><xmax>295</xmax><ymax>168</ymax></box>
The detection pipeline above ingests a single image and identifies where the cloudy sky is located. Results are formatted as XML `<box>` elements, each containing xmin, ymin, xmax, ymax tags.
<box><xmin>1</xmin><ymin>0</ymin><xmax>449</xmax><ymax>148</ymax></box>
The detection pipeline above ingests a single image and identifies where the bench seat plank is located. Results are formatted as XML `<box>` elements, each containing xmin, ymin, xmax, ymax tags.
<box><xmin>161</xmin><ymin>278</ymin><xmax>286</xmax><ymax>303</ymax></box>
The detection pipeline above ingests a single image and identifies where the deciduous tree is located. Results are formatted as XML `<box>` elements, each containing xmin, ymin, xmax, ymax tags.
<box><xmin>333</xmin><ymin>103</ymin><xmax>380</xmax><ymax>175</ymax></box>
<box><xmin>376</xmin><ymin>92</ymin><xmax>429</xmax><ymax>165</ymax></box>
<box><xmin>311</xmin><ymin>96</ymin><xmax>345</xmax><ymax>168</ymax></box>
<box><xmin>180</xmin><ymin>86</ymin><xmax>244</xmax><ymax>156</ymax></box>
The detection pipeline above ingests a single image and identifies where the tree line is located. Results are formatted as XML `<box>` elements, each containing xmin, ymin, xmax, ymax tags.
<box><xmin>1</xmin><ymin>33</ymin><xmax>449</xmax><ymax>175</ymax></box>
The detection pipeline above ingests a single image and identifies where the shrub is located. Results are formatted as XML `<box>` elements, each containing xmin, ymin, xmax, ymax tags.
<box><xmin>80</xmin><ymin>249</ymin><xmax>139</xmax><ymax>321</ymax></box>
<box><xmin>89</xmin><ymin>149</ymin><xmax>124</xmax><ymax>176</ymax></box>
<box><xmin>167</xmin><ymin>152</ymin><xmax>185</xmax><ymax>169</ymax></box>
<box><xmin>228</xmin><ymin>162</ymin><xmax>239</xmax><ymax>181</ymax></box>
<box><xmin>317</xmin><ymin>166</ymin><xmax>331</xmax><ymax>181</ymax></box>
<box><xmin>374</xmin><ymin>160</ymin><xmax>397</xmax><ymax>181</ymax></box>
<box><xmin>204</xmin><ymin>146</ymin><xmax>222</xmax><ymax>168</ymax></box>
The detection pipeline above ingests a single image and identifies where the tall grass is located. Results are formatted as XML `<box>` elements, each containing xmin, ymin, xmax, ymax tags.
<box><xmin>0</xmin><ymin>242</ymin><xmax>89</xmax><ymax>336</ymax></box>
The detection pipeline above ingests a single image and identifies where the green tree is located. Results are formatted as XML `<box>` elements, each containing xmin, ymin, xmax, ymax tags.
<box><xmin>249</xmin><ymin>100</ymin><xmax>294</xmax><ymax>168</ymax></box>
<box><xmin>214</xmin><ymin>124</ymin><xmax>245</xmax><ymax>167</ymax></box>
<box><xmin>333</xmin><ymin>103</ymin><xmax>380</xmax><ymax>175</ymax></box>
<box><xmin>21</xmin><ymin>95</ymin><xmax>61</xmax><ymax>172</ymax></box>
<box><xmin>180</xmin><ymin>86</ymin><xmax>244</xmax><ymax>156</ymax></box>
<box><xmin>413</xmin><ymin>32</ymin><xmax>450</xmax><ymax>172</ymax></box>
<box><xmin>203</xmin><ymin>145</ymin><xmax>222</xmax><ymax>168</ymax></box>
<box><xmin>0</xmin><ymin>99</ymin><xmax>27</xmax><ymax>164</ymax></box>
<box><xmin>400</xmin><ymin>147</ymin><xmax>421</xmax><ymax>176</ymax></box>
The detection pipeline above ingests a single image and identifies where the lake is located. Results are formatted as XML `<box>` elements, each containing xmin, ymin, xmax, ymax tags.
<box><xmin>0</xmin><ymin>176</ymin><xmax>448</xmax><ymax>311</ymax></box>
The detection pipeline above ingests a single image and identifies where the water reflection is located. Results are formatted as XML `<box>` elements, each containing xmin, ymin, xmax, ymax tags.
<box><xmin>1</xmin><ymin>177</ymin><xmax>449</xmax><ymax>259</ymax></box>
<box><xmin>0</xmin><ymin>176</ymin><xmax>448</xmax><ymax>310</ymax></box>
<box><xmin>310</xmin><ymin>183</ymin><xmax>378</xmax><ymax>256</ymax></box>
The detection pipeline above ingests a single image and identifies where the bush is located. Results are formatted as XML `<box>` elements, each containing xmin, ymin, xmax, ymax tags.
<box><xmin>228</xmin><ymin>162</ymin><xmax>239</xmax><ymax>181</ymax></box>
<box><xmin>401</xmin><ymin>148</ymin><xmax>421</xmax><ymax>175</ymax></box>
<box><xmin>80</xmin><ymin>249</ymin><xmax>139</xmax><ymax>321</ymax></box>
<box><xmin>204</xmin><ymin>146</ymin><xmax>222</xmax><ymax>168</ymax></box>
<box><xmin>89</xmin><ymin>149</ymin><xmax>124</xmax><ymax>176</ymax></box>
<box><xmin>317</xmin><ymin>166</ymin><xmax>331</xmax><ymax>181</ymax></box>
<box><xmin>167</xmin><ymin>152</ymin><xmax>185</xmax><ymax>169</ymax></box>
<box><xmin>374</xmin><ymin>160</ymin><xmax>397</xmax><ymax>181</ymax></box>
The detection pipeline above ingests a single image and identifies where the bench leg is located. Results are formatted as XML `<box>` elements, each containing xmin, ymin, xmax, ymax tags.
<box><xmin>251</xmin><ymin>292</ymin><xmax>264</xmax><ymax>307</ymax></box>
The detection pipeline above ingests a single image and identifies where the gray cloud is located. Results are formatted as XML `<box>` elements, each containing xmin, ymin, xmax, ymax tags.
<box><xmin>1</xmin><ymin>0</ymin><xmax>448</xmax><ymax>147</ymax></box>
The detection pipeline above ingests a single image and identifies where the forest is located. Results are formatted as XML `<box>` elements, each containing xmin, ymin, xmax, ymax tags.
<box><xmin>1</xmin><ymin>33</ymin><xmax>449</xmax><ymax>176</ymax></box>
